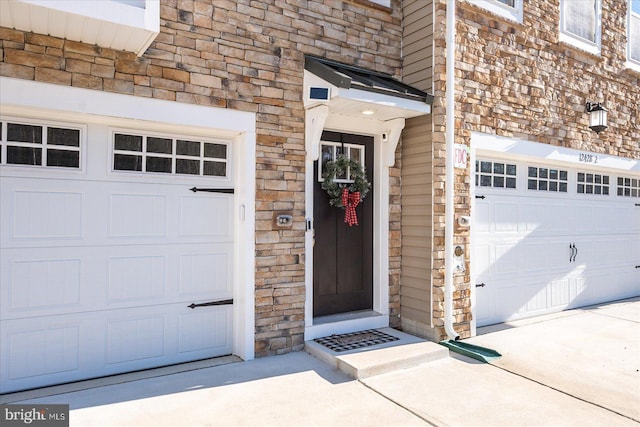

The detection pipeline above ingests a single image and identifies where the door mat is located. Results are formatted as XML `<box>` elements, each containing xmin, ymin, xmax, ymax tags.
<box><xmin>314</xmin><ymin>329</ymin><xmax>399</xmax><ymax>352</ymax></box>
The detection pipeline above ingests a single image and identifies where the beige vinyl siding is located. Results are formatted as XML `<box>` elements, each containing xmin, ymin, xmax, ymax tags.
<box><xmin>401</xmin><ymin>0</ymin><xmax>434</xmax><ymax>337</ymax></box>
<box><xmin>402</xmin><ymin>0</ymin><xmax>433</xmax><ymax>91</ymax></box>
<box><xmin>400</xmin><ymin>114</ymin><xmax>433</xmax><ymax>332</ymax></box>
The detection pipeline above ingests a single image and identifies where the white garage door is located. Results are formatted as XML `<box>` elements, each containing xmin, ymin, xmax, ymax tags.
<box><xmin>0</xmin><ymin>118</ymin><xmax>235</xmax><ymax>393</ymax></box>
<box><xmin>474</xmin><ymin>158</ymin><xmax>640</xmax><ymax>327</ymax></box>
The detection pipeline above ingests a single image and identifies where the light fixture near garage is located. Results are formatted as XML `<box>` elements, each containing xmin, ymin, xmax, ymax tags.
<box><xmin>585</xmin><ymin>101</ymin><xmax>607</xmax><ymax>134</ymax></box>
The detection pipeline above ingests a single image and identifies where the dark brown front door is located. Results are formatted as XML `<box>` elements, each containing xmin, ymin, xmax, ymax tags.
<box><xmin>313</xmin><ymin>131</ymin><xmax>373</xmax><ymax>317</ymax></box>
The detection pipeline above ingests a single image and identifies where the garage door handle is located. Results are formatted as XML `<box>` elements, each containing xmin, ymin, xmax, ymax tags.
<box><xmin>572</xmin><ymin>244</ymin><xmax>578</xmax><ymax>262</ymax></box>
<box><xmin>188</xmin><ymin>299</ymin><xmax>233</xmax><ymax>309</ymax></box>
<box><xmin>190</xmin><ymin>187</ymin><xmax>234</xmax><ymax>194</ymax></box>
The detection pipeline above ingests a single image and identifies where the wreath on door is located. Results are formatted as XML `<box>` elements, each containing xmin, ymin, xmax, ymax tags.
<box><xmin>321</xmin><ymin>155</ymin><xmax>371</xmax><ymax>226</ymax></box>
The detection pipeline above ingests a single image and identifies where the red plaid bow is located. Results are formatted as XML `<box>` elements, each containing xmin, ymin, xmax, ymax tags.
<box><xmin>341</xmin><ymin>188</ymin><xmax>361</xmax><ymax>226</ymax></box>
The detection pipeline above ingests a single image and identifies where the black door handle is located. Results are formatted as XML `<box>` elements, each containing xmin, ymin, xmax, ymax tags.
<box><xmin>569</xmin><ymin>243</ymin><xmax>574</xmax><ymax>262</ymax></box>
<box><xmin>188</xmin><ymin>299</ymin><xmax>233</xmax><ymax>309</ymax></box>
<box><xmin>572</xmin><ymin>244</ymin><xmax>578</xmax><ymax>262</ymax></box>
<box><xmin>190</xmin><ymin>187</ymin><xmax>234</xmax><ymax>194</ymax></box>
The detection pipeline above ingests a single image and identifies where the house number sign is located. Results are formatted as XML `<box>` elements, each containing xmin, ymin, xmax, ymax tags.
<box><xmin>579</xmin><ymin>153</ymin><xmax>599</xmax><ymax>164</ymax></box>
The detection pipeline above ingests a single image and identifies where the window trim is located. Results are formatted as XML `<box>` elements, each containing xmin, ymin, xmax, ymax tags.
<box><xmin>318</xmin><ymin>142</ymin><xmax>365</xmax><ymax>183</ymax></box>
<box><xmin>0</xmin><ymin>116</ymin><xmax>85</xmax><ymax>171</ymax></box>
<box><xmin>109</xmin><ymin>128</ymin><xmax>232</xmax><ymax>179</ymax></box>
<box><xmin>627</xmin><ymin>0</ymin><xmax>640</xmax><ymax>72</ymax></box>
<box><xmin>469</xmin><ymin>0</ymin><xmax>524</xmax><ymax>23</ymax></box>
<box><xmin>559</xmin><ymin>0</ymin><xmax>602</xmax><ymax>56</ymax></box>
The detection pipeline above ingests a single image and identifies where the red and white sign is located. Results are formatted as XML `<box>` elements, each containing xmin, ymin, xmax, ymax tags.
<box><xmin>454</xmin><ymin>144</ymin><xmax>468</xmax><ymax>169</ymax></box>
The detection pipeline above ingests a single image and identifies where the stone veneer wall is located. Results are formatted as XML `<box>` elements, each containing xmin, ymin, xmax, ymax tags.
<box><xmin>429</xmin><ymin>0</ymin><xmax>640</xmax><ymax>340</ymax></box>
<box><xmin>0</xmin><ymin>0</ymin><xmax>404</xmax><ymax>356</ymax></box>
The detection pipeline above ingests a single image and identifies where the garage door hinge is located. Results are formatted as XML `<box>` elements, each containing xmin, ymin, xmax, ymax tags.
<box><xmin>190</xmin><ymin>187</ymin><xmax>234</xmax><ymax>194</ymax></box>
<box><xmin>475</xmin><ymin>195</ymin><xmax>485</xmax><ymax>199</ymax></box>
<box><xmin>476</xmin><ymin>283</ymin><xmax>486</xmax><ymax>288</ymax></box>
<box><xmin>188</xmin><ymin>299</ymin><xmax>233</xmax><ymax>309</ymax></box>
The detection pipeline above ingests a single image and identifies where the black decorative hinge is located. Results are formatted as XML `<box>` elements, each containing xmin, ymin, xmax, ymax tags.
<box><xmin>475</xmin><ymin>195</ymin><xmax>486</xmax><ymax>199</ymax></box>
<box><xmin>190</xmin><ymin>187</ymin><xmax>234</xmax><ymax>194</ymax></box>
<box><xmin>475</xmin><ymin>283</ymin><xmax>486</xmax><ymax>288</ymax></box>
<box><xmin>188</xmin><ymin>299</ymin><xmax>234</xmax><ymax>309</ymax></box>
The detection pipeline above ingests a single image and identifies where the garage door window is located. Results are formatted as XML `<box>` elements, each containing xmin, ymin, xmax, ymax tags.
<box><xmin>1</xmin><ymin>120</ymin><xmax>81</xmax><ymax>168</ymax></box>
<box><xmin>113</xmin><ymin>131</ymin><xmax>228</xmax><ymax>177</ymax></box>
<box><xmin>577</xmin><ymin>172</ymin><xmax>609</xmax><ymax>195</ymax></box>
<box><xmin>475</xmin><ymin>160</ymin><xmax>517</xmax><ymax>188</ymax></box>
<box><xmin>527</xmin><ymin>166</ymin><xmax>568</xmax><ymax>192</ymax></box>
<box><xmin>617</xmin><ymin>176</ymin><xmax>639</xmax><ymax>197</ymax></box>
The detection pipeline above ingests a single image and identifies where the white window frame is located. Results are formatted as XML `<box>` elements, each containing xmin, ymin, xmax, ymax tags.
<box><xmin>559</xmin><ymin>0</ymin><xmax>602</xmax><ymax>55</ymax></box>
<box><xmin>368</xmin><ymin>0</ymin><xmax>391</xmax><ymax>8</ymax></box>
<box><xmin>627</xmin><ymin>0</ymin><xmax>640</xmax><ymax>72</ymax></box>
<box><xmin>470</xmin><ymin>0</ymin><xmax>523</xmax><ymax>23</ymax></box>
<box><xmin>318</xmin><ymin>142</ymin><xmax>365</xmax><ymax>183</ymax></box>
<box><xmin>109</xmin><ymin>128</ymin><xmax>231</xmax><ymax>179</ymax></box>
<box><xmin>0</xmin><ymin>116</ymin><xmax>85</xmax><ymax>172</ymax></box>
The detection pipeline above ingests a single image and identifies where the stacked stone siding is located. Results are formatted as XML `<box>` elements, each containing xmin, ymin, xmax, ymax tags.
<box><xmin>0</xmin><ymin>0</ymin><xmax>404</xmax><ymax>356</ymax></box>
<box><xmin>427</xmin><ymin>0</ymin><xmax>640</xmax><ymax>340</ymax></box>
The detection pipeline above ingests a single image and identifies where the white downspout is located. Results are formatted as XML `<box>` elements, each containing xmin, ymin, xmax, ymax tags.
<box><xmin>444</xmin><ymin>0</ymin><xmax>460</xmax><ymax>340</ymax></box>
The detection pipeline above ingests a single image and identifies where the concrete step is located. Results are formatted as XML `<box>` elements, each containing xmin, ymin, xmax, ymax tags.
<box><xmin>305</xmin><ymin>328</ymin><xmax>449</xmax><ymax>379</ymax></box>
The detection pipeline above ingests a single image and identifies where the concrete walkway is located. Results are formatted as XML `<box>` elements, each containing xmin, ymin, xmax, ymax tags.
<box><xmin>3</xmin><ymin>298</ymin><xmax>639</xmax><ymax>426</ymax></box>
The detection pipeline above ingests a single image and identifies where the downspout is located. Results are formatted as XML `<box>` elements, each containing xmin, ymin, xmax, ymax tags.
<box><xmin>444</xmin><ymin>0</ymin><xmax>460</xmax><ymax>340</ymax></box>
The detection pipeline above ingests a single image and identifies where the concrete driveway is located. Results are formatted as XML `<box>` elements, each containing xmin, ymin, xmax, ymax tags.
<box><xmin>466</xmin><ymin>297</ymin><xmax>640</xmax><ymax>421</ymax></box>
<box><xmin>363</xmin><ymin>297</ymin><xmax>640</xmax><ymax>426</ymax></box>
<box><xmin>2</xmin><ymin>298</ymin><xmax>638</xmax><ymax>426</ymax></box>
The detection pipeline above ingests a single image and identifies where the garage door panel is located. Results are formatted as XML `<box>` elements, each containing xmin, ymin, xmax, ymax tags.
<box><xmin>178</xmin><ymin>252</ymin><xmax>232</xmax><ymax>298</ymax></box>
<box><xmin>179</xmin><ymin>195</ymin><xmax>233</xmax><ymax>237</ymax></box>
<box><xmin>109</xmin><ymin>193</ymin><xmax>167</xmax><ymax>238</ymax></box>
<box><xmin>1</xmin><ymin>303</ymin><xmax>233</xmax><ymax>392</ymax></box>
<box><xmin>106</xmin><ymin>314</ymin><xmax>166</xmax><ymax>365</ymax></box>
<box><xmin>550</xmin><ymin>278</ymin><xmax>571</xmax><ymax>307</ymax></box>
<box><xmin>178</xmin><ymin>307</ymin><xmax>232</xmax><ymax>354</ymax></box>
<box><xmin>108</xmin><ymin>255</ymin><xmax>167</xmax><ymax>303</ymax></box>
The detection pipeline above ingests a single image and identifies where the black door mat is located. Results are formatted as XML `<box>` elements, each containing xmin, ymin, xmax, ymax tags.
<box><xmin>314</xmin><ymin>329</ymin><xmax>399</xmax><ymax>352</ymax></box>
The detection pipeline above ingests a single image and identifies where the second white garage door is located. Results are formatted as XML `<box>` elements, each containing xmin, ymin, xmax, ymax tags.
<box><xmin>1</xmin><ymin>118</ymin><xmax>235</xmax><ymax>393</ymax></box>
<box><xmin>474</xmin><ymin>157</ymin><xmax>640</xmax><ymax>327</ymax></box>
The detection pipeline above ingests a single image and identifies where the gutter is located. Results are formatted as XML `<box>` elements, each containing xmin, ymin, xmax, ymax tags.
<box><xmin>444</xmin><ymin>0</ymin><xmax>460</xmax><ymax>341</ymax></box>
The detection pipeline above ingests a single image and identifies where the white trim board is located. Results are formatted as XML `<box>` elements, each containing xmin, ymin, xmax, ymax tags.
<box><xmin>472</xmin><ymin>132</ymin><xmax>640</xmax><ymax>173</ymax></box>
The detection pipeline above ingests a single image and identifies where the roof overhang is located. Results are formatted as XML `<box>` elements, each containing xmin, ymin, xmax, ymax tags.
<box><xmin>0</xmin><ymin>0</ymin><xmax>160</xmax><ymax>57</ymax></box>
<box><xmin>303</xmin><ymin>55</ymin><xmax>433</xmax><ymax>122</ymax></box>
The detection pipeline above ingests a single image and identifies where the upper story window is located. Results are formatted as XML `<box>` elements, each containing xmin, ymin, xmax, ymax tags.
<box><xmin>368</xmin><ymin>0</ymin><xmax>390</xmax><ymax>7</ymax></box>
<box><xmin>470</xmin><ymin>0</ymin><xmax>523</xmax><ymax>23</ymax></box>
<box><xmin>560</xmin><ymin>0</ymin><xmax>602</xmax><ymax>55</ymax></box>
<box><xmin>628</xmin><ymin>0</ymin><xmax>640</xmax><ymax>71</ymax></box>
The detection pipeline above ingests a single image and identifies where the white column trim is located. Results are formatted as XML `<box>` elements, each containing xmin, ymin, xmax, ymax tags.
<box><xmin>382</xmin><ymin>118</ymin><xmax>405</xmax><ymax>167</ymax></box>
<box><xmin>305</xmin><ymin>105</ymin><xmax>330</xmax><ymax>162</ymax></box>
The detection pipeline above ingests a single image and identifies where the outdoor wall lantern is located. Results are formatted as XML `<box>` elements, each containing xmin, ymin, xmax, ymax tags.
<box><xmin>585</xmin><ymin>101</ymin><xmax>607</xmax><ymax>134</ymax></box>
